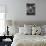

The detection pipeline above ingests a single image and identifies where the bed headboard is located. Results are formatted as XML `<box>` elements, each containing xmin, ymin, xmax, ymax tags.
<box><xmin>6</xmin><ymin>20</ymin><xmax>46</xmax><ymax>27</ymax></box>
<box><xmin>15</xmin><ymin>21</ymin><xmax>46</xmax><ymax>27</ymax></box>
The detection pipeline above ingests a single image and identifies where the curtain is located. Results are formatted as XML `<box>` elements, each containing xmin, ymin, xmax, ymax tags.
<box><xmin>0</xmin><ymin>5</ymin><xmax>5</xmax><ymax>35</ymax></box>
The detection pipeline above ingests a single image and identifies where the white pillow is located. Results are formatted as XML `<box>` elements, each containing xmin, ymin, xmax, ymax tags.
<box><xmin>19</xmin><ymin>27</ymin><xmax>25</xmax><ymax>34</ymax></box>
<box><xmin>24</xmin><ymin>24</ymin><xmax>32</xmax><ymax>29</ymax></box>
<box><xmin>42</xmin><ymin>25</ymin><xmax>46</xmax><ymax>35</ymax></box>
<box><xmin>32</xmin><ymin>26</ymin><xmax>41</xmax><ymax>35</ymax></box>
<box><xmin>24</xmin><ymin>27</ymin><xmax>32</xmax><ymax>35</ymax></box>
<box><xmin>19</xmin><ymin>27</ymin><xmax>32</xmax><ymax>35</ymax></box>
<box><xmin>24</xmin><ymin>24</ymin><xmax>32</xmax><ymax>35</ymax></box>
<box><xmin>41</xmin><ymin>25</ymin><xmax>45</xmax><ymax>35</ymax></box>
<box><xmin>8</xmin><ymin>26</ymin><xmax>19</xmax><ymax>36</ymax></box>
<box><xmin>42</xmin><ymin>25</ymin><xmax>46</xmax><ymax>33</ymax></box>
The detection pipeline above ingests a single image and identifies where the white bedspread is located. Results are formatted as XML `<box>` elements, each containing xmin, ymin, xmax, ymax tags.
<box><xmin>11</xmin><ymin>33</ymin><xmax>46</xmax><ymax>46</ymax></box>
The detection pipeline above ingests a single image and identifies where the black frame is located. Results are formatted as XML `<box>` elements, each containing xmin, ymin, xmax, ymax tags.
<box><xmin>26</xmin><ymin>3</ymin><xmax>35</xmax><ymax>15</ymax></box>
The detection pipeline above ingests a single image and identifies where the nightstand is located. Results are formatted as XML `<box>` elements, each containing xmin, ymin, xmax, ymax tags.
<box><xmin>0</xmin><ymin>36</ymin><xmax>13</xmax><ymax>46</ymax></box>
<box><xmin>3</xmin><ymin>40</ymin><xmax>12</xmax><ymax>46</ymax></box>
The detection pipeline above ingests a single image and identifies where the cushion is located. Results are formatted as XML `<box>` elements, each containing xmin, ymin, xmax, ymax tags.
<box><xmin>19</xmin><ymin>27</ymin><xmax>25</xmax><ymax>34</ymax></box>
<box><xmin>42</xmin><ymin>25</ymin><xmax>46</xmax><ymax>35</ymax></box>
<box><xmin>24</xmin><ymin>27</ymin><xmax>32</xmax><ymax>35</ymax></box>
<box><xmin>24</xmin><ymin>24</ymin><xmax>32</xmax><ymax>29</ymax></box>
<box><xmin>32</xmin><ymin>26</ymin><xmax>41</xmax><ymax>35</ymax></box>
<box><xmin>40</xmin><ymin>26</ymin><xmax>45</xmax><ymax>35</ymax></box>
<box><xmin>24</xmin><ymin>24</ymin><xmax>32</xmax><ymax>34</ymax></box>
<box><xmin>19</xmin><ymin>27</ymin><xmax>32</xmax><ymax>35</ymax></box>
<box><xmin>42</xmin><ymin>25</ymin><xmax>46</xmax><ymax>33</ymax></box>
<box><xmin>8</xmin><ymin>26</ymin><xmax>19</xmax><ymax>36</ymax></box>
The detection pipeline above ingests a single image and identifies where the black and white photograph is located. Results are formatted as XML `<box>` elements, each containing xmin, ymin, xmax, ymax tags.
<box><xmin>26</xmin><ymin>3</ymin><xmax>35</xmax><ymax>15</ymax></box>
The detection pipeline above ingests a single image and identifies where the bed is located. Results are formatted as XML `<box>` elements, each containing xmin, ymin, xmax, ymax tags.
<box><xmin>11</xmin><ymin>21</ymin><xmax>46</xmax><ymax>46</ymax></box>
<box><xmin>11</xmin><ymin>33</ymin><xmax>46</xmax><ymax>46</ymax></box>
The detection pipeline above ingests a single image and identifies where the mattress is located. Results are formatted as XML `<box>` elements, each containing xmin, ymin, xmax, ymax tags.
<box><xmin>11</xmin><ymin>33</ymin><xmax>46</xmax><ymax>46</ymax></box>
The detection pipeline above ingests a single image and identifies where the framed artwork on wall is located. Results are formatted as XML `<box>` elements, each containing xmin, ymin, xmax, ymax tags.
<box><xmin>26</xmin><ymin>3</ymin><xmax>35</xmax><ymax>15</ymax></box>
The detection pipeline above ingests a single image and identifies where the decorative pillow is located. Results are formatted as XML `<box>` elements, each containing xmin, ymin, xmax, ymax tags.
<box><xmin>42</xmin><ymin>25</ymin><xmax>46</xmax><ymax>35</ymax></box>
<box><xmin>40</xmin><ymin>25</ymin><xmax>45</xmax><ymax>35</ymax></box>
<box><xmin>19</xmin><ymin>27</ymin><xmax>32</xmax><ymax>35</ymax></box>
<box><xmin>24</xmin><ymin>27</ymin><xmax>32</xmax><ymax>35</ymax></box>
<box><xmin>24</xmin><ymin>24</ymin><xmax>32</xmax><ymax>35</ymax></box>
<box><xmin>19</xmin><ymin>27</ymin><xmax>25</xmax><ymax>34</ymax></box>
<box><xmin>24</xmin><ymin>24</ymin><xmax>32</xmax><ymax>29</ymax></box>
<box><xmin>32</xmin><ymin>26</ymin><xmax>41</xmax><ymax>35</ymax></box>
<box><xmin>8</xmin><ymin>26</ymin><xmax>19</xmax><ymax>36</ymax></box>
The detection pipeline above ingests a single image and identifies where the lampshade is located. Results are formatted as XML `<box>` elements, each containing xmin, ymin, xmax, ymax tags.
<box><xmin>6</xmin><ymin>20</ymin><xmax>12</xmax><ymax>26</ymax></box>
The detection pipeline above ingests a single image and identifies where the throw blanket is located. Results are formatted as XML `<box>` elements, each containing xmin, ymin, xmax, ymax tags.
<box><xmin>11</xmin><ymin>33</ymin><xmax>46</xmax><ymax>46</ymax></box>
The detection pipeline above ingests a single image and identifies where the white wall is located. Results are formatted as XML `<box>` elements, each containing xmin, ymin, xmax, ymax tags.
<box><xmin>0</xmin><ymin>0</ymin><xmax>46</xmax><ymax>22</ymax></box>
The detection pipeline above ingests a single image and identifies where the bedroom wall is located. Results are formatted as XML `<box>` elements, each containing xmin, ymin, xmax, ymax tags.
<box><xmin>0</xmin><ymin>0</ymin><xmax>46</xmax><ymax>22</ymax></box>
<box><xmin>13</xmin><ymin>0</ymin><xmax>46</xmax><ymax>22</ymax></box>
<box><xmin>0</xmin><ymin>0</ymin><xmax>46</xmax><ymax>34</ymax></box>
